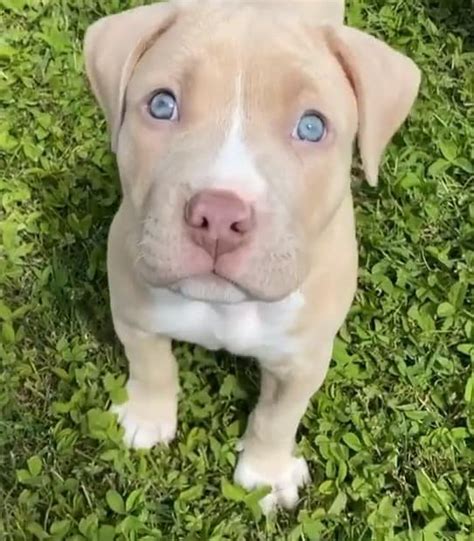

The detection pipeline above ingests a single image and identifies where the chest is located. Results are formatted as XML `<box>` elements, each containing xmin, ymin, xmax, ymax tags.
<box><xmin>146</xmin><ymin>290</ymin><xmax>305</xmax><ymax>362</ymax></box>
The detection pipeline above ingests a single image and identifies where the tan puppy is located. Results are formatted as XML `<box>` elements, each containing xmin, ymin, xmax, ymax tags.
<box><xmin>84</xmin><ymin>0</ymin><xmax>420</xmax><ymax>512</ymax></box>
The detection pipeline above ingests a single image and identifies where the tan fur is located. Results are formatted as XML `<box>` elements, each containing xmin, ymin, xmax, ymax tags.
<box><xmin>84</xmin><ymin>0</ymin><xmax>420</xmax><ymax>512</ymax></box>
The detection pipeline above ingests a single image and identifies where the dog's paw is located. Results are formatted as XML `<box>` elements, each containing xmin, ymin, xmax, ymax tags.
<box><xmin>111</xmin><ymin>380</ymin><xmax>177</xmax><ymax>449</ymax></box>
<box><xmin>234</xmin><ymin>452</ymin><xmax>310</xmax><ymax>514</ymax></box>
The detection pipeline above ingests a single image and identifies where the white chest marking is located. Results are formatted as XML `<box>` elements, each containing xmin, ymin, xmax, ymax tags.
<box><xmin>146</xmin><ymin>289</ymin><xmax>304</xmax><ymax>362</ymax></box>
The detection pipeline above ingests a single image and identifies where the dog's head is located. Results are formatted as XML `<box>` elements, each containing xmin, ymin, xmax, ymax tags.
<box><xmin>84</xmin><ymin>0</ymin><xmax>420</xmax><ymax>303</ymax></box>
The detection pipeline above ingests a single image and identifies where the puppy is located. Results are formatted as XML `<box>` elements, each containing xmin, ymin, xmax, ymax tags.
<box><xmin>84</xmin><ymin>0</ymin><xmax>420</xmax><ymax>512</ymax></box>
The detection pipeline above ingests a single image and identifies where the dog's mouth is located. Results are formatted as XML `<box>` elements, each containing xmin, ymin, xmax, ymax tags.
<box><xmin>136</xmin><ymin>232</ymin><xmax>300</xmax><ymax>303</ymax></box>
<box><xmin>168</xmin><ymin>272</ymin><xmax>251</xmax><ymax>304</ymax></box>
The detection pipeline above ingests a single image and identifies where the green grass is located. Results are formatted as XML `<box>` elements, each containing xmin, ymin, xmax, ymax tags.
<box><xmin>0</xmin><ymin>0</ymin><xmax>473</xmax><ymax>539</ymax></box>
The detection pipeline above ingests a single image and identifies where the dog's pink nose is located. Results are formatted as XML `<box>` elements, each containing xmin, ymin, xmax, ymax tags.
<box><xmin>185</xmin><ymin>190</ymin><xmax>254</xmax><ymax>258</ymax></box>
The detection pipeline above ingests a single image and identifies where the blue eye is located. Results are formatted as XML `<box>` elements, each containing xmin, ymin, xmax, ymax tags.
<box><xmin>294</xmin><ymin>111</ymin><xmax>326</xmax><ymax>142</ymax></box>
<box><xmin>148</xmin><ymin>90</ymin><xmax>178</xmax><ymax>120</ymax></box>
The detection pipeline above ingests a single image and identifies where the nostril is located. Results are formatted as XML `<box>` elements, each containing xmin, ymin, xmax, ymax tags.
<box><xmin>230</xmin><ymin>212</ymin><xmax>254</xmax><ymax>234</ymax></box>
<box><xmin>185</xmin><ymin>200</ymin><xmax>209</xmax><ymax>230</ymax></box>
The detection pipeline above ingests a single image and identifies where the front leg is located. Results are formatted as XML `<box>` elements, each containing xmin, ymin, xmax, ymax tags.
<box><xmin>234</xmin><ymin>344</ymin><xmax>332</xmax><ymax>513</ymax></box>
<box><xmin>111</xmin><ymin>319</ymin><xmax>179</xmax><ymax>449</ymax></box>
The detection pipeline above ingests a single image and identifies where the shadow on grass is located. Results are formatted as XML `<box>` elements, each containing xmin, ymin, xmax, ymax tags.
<box><xmin>421</xmin><ymin>0</ymin><xmax>473</xmax><ymax>49</ymax></box>
<box><xmin>40</xmin><ymin>161</ymin><xmax>118</xmax><ymax>347</ymax></box>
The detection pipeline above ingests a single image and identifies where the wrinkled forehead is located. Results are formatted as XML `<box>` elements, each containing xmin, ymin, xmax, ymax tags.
<box><xmin>127</xmin><ymin>4</ymin><xmax>352</xmax><ymax>122</ymax></box>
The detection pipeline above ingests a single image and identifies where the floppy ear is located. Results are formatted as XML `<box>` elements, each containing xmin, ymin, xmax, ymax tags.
<box><xmin>325</xmin><ymin>26</ymin><xmax>421</xmax><ymax>186</ymax></box>
<box><xmin>84</xmin><ymin>3</ymin><xmax>177</xmax><ymax>152</ymax></box>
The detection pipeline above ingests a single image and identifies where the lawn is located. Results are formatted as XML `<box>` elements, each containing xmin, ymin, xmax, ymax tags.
<box><xmin>0</xmin><ymin>0</ymin><xmax>473</xmax><ymax>539</ymax></box>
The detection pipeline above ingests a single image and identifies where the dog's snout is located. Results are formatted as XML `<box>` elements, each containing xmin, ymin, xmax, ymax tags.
<box><xmin>185</xmin><ymin>189</ymin><xmax>254</xmax><ymax>258</ymax></box>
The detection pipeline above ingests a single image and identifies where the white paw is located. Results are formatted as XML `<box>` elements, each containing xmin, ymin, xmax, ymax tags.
<box><xmin>111</xmin><ymin>381</ymin><xmax>177</xmax><ymax>449</ymax></box>
<box><xmin>234</xmin><ymin>453</ymin><xmax>310</xmax><ymax>514</ymax></box>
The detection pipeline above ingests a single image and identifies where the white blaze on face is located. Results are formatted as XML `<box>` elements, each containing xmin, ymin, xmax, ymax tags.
<box><xmin>208</xmin><ymin>74</ymin><xmax>266</xmax><ymax>199</ymax></box>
